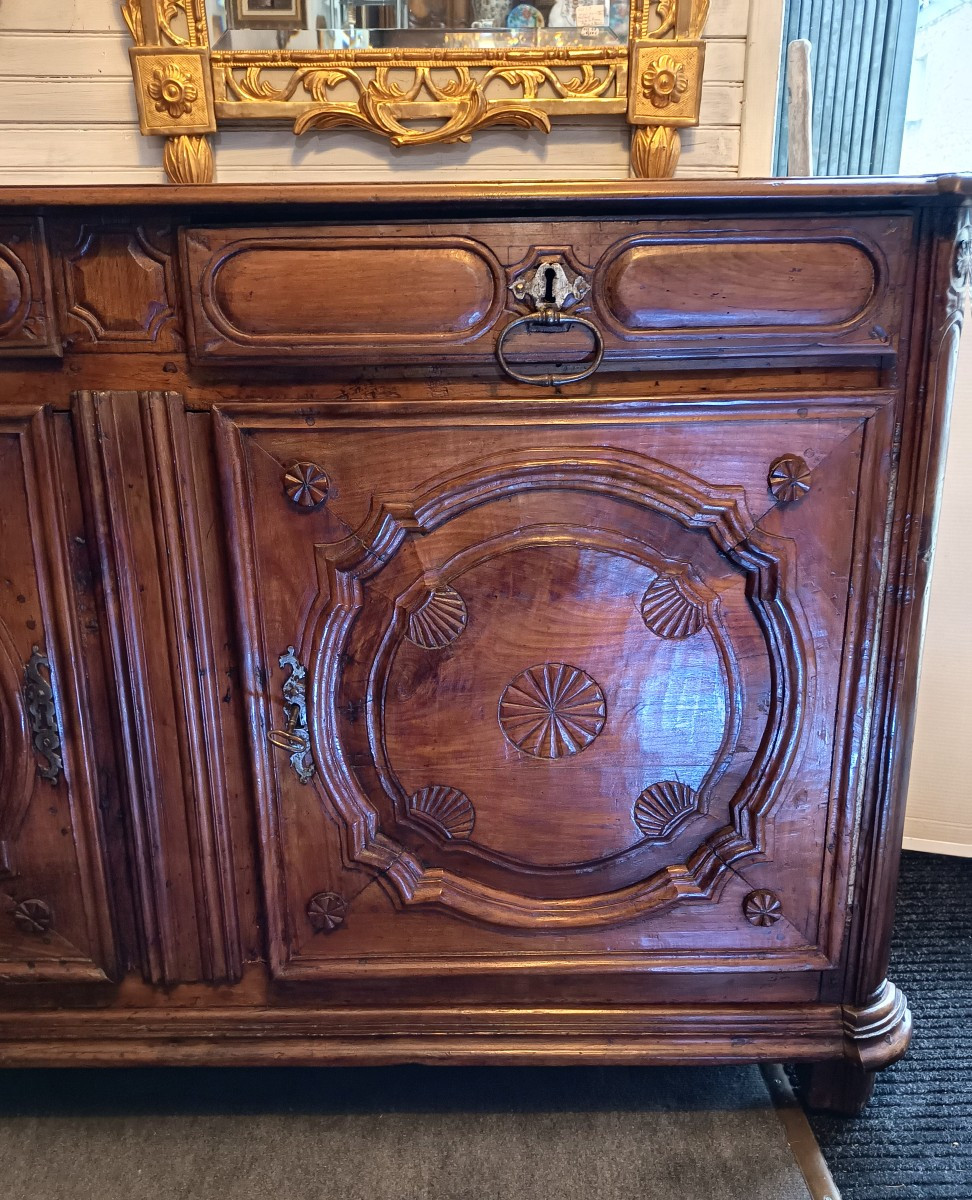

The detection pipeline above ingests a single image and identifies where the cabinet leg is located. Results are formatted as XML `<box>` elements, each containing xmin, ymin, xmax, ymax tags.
<box><xmin>797</xmin><ymin>1060</ymin><xmax>877</xmax><ymax>1117</ymax></box>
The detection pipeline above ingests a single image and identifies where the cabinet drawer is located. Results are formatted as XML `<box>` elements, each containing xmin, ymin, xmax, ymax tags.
<box><xmin>0</xmin><ymin>220</ymin><xmax>60</xmax><ymax>358</ymax></box>
<box><xmin>214</xmin><ymin>390</ymin><xmax>894</xmax><ymax>995</ymax></box>
<box><xmin>182</xmin><ymin>216</ymin><xmax>911</xmax><ymax>367</ymax></box>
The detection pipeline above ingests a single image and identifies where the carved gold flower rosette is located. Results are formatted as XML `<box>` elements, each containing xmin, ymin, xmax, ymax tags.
<box><xmin>122</xmin><ymin>0</ymin><xmax>707</xmax><ymax>182</ymax></box>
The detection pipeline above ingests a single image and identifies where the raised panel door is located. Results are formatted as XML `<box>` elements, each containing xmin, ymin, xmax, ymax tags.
<box><xmin>214</xmin><ymin>391</ymin><xmax>893</xmax><ymax>995</ymax></box>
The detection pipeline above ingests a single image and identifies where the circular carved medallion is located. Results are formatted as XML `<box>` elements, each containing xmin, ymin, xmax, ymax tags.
<box><xmin>12</xmin><ymin>898</ymin><xmax>53</xmax><ymax>936</ymax></box>
<box><xmin>498</xmin><ymin>663</ymin><xmax>606</xmax><ymax>759</ymax></box>
<box><xmin>767</xmin><ymin>455</ymin><xmax>812</xmax><ymax>504</ymax></box>
<box><xmin>306</xmin><ymin>891</ymin><xmax>348</xmax><ymax>933</ymax></box>
<box><xmin>743</xmin><ymin>889</ymin><xmax>782</xmax><ymax>928</ymax></box>
<box><xmin>283</xmin><ymin>462</ymin><xmax>330</xmax><ymax>510</ymax></box>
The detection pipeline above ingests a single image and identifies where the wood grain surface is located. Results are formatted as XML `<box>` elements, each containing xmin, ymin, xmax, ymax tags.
<box><xmin>0</xmin><ymin>181</ymin><xmax>966</xmax><ymax>1119</ymax></box>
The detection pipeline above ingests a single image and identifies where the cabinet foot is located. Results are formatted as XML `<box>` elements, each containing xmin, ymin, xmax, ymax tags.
<box><xmin>797</xmin><ymin>979</ymin><xmax>912</xmax><ymax>1115</ymax></box>
<box><xmin>797</xmin><ymin>1059</ymin><xmax>877</xmax><ymax>1116</ymax></box>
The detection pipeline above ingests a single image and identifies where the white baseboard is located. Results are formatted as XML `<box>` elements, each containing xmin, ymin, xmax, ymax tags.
<box><xmin>902</xmin><ymin>836</ymin><xmax>972</xmax><ymax>858</ymax></box>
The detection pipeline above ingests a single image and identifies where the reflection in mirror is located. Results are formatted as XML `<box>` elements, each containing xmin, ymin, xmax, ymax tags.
<box><xmin>204</xmin><ymin>0</ymin><xmax>628</xmax><ymax>51</ymax></box>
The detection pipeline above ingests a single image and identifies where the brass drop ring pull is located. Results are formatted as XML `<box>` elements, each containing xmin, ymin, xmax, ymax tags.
<box><xmin>496</xmin><ymin>312</ymin><xmax>605</xmax><ymax>388</ymax></box>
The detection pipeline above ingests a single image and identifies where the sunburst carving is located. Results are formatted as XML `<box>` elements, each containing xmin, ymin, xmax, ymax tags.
<box><xmin>633</xmin><ymin>781</ymin><xmax>701</xmax><ymax>841</ymax></box>
<box><xmin>768</xmin><ymin>455</ymin><xmax>812</xmax><ymax>504</ymax></box>
<box><xmin>743</xmin><ymin>889</ymin><xmax>783</xmax><ymax>928</ymax></box>
<box><xmin>406</xmin><ymin>785</ymin><xmax>476</xmax><ymax>840</ymax></box>
<box><xmin>498</xmin><ymin>663</ymin><xmax>606</xmax><ymax>759</ymax></box>
<box><xmin>640</xmin><ymin>573</ymin><xmax>707</xmax><ymax>639</ymax></box>
<box><xmin>406</xmin><ymin>586</ymin><xmax>468</xmax><ymax>650</ymax></box>
<box><xmin>306</xmin><ymin>891</ymin><xmax>348</xmax><ymax>933</ymax></box>
<box><xmin>283</xmin><ymin>461</ymin><xmax>330</xmax><ymax>509</ymax></box>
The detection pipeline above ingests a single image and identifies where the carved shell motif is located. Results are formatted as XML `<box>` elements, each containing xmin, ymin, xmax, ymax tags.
<box><xmin>640</xmin><ymin>573</ymin><xmax>707</xmax><ymax>640</ymax></box>
<box><xmin>406</xmin><ymin>785</ymin><xmax>476</xmax><ymax>839</ymax></box>
<box><xmin>633</xmin><ymin>781</ymin><xmax>701</xmax><ymax>841</ymax></box>
<box><xmin>406</xmin><ymin>586</ymin><xmax>468</xmax><ymax>650</ymax></box>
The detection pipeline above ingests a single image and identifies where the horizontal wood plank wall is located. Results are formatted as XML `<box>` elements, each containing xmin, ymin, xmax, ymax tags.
<box><xmin>0</xmin><ymin>0</ymin><xmax>749</xmax><ymax>181</ymax></box>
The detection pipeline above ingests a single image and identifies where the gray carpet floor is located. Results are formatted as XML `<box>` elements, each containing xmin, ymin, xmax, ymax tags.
<box><xmin>0</xmin><ymin>1063</ymin><xmax>814</xmax><ymax>1200</ymax></box>
<box><xmin>805</xmin><ymin>851</ymin><xmax>972</xmax><ymax>1200</ymax></box>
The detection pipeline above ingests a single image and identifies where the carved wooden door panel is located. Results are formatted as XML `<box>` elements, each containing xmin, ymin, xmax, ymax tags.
<box><xmin>0</xmin><ymin>406</ymin><xmax>114</xmax><ymax>982</ymax></box>
<box><xmin>216</xmin><ymin>393</ymin><xmax>892</xmax><ymax>993</ymax></box>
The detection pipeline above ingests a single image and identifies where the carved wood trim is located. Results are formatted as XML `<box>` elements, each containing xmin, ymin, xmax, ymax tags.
<box><xmin>74</xmin><ymin>390</ymin><xmax>241</xmax><ymax>984</ymax></box>
<box><xmin>838</xmin><ymin>202</ymin><xmax>971</xmax><ymax>1018</ymax></box>
<box><xmin>0</xmin><ymin>997</ymin><xmax>850</xmax><ymax>1068</ymax></box>
<box><xmin>289</xmin><ymin>447</ymin><xmax>810</xmax><ymax>933</ymax></box>
<box><xmin>55</xmin><ymin>222</ymin><xmax>180</xmax><ymax>351</ymax></box>
<box><xmin>0</xmin><ymin>219</ymin><xmax>61</xmax><ymax>358</ymax></box>
<box><xmin>0</xmin><ymin>406</ymin><xmax>116</xmax><ymax>981</ymax></box>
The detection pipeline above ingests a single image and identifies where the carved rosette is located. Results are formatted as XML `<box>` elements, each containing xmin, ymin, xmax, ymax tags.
<box><xmin>130</xmin><ymin>49</ymin><xmax>216</xmax><ymax>137</ymax></box>
<box><xmin>743</xmin><ymin>889</ymin><xmax>783</xmax><ymax>927</ymax></box>
<box><xmin>306</xmin><ymin>891</ymin><xmax>348</xmax><ymax>933</ymax></box>
<box><xmin>148</xmin><ymin>61</ymin><xmax>199</xmax><ymax>118</ymax></box>
<box><xmin>283</xmin><ymin>462</ymin><xmax>330</xmax><ymax>510</ymax></box>
<box><xmin>641</xmin><ymin>54</ymin><xmax>688</xmax><ymax>109</ymax></box>
<box><xmin>498</xmin><ymin>663</ymin><xmax>606</xmax><ymax>759</ymax></box>
<box><xmin>12</xmin><ymin>898</ymin><xmax>53</xmax><ymax>936</ymax></box>
<box><xmin>768</xmin><ymin>455</ymin><xmax>812</xmax><ymax>504</ymax></box>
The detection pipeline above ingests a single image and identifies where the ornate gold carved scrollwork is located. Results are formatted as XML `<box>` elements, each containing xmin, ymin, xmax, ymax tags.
<box><xmin>122</xmin><ymin>0</ymin><xmax>707</xmax><ymax>179</ymax></box>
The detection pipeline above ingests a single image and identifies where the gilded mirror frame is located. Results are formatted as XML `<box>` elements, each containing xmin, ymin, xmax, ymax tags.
<box><xmin>122</xmin><ymin>0</ymin><xmax>708</xmax><ymax>183</ymax></box>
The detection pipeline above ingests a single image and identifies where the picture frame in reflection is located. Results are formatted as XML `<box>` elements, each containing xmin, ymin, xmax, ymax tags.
<box><xmin>229</xmin><ymin>0</ymin><xmax>308</xmax><ymax>28</ymax></box>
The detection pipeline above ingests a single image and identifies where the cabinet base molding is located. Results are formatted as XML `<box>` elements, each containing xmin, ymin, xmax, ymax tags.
<box><xmin>0</xmin><ymin>1001</ymin><xmax>852</xmax><ymax>1068</ymax></box>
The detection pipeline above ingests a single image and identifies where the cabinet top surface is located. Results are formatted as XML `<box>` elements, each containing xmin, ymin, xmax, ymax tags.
<box><xmin>0</xmin><ymin>175</ymin><xmax>969</xmax><ymax>213</ymax></box>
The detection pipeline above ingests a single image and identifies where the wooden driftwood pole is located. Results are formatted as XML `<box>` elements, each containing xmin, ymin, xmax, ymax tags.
<box><xmin>787</xmin><ymin>39</ymin><xmax>814</xmax><ymax>177</ymax></box>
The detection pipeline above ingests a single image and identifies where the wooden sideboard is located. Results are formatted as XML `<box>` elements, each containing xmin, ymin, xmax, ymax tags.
<box><xmin>0</xmin><ymin>179</ymin><xmax>967</xmax><ymax>1114</ymax></box>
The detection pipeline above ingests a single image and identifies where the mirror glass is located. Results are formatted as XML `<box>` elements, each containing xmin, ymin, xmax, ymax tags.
<box><xmin>203</xmin><ymin>0</ymin><xmax>627</xmax><ymax>52</ymax></box>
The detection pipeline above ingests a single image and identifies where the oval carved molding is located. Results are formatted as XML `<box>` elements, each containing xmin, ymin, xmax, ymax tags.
<box><xmin>308</xmin><ymin>447</ymin><xmax>810</xmax><ymax>931</ymax></box>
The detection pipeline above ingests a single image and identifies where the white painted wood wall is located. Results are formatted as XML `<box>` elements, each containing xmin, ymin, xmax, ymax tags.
<box><xmin>0</xmin><ymin>0</ymin><xmax>752</xmax><ymax>181</ymax></box>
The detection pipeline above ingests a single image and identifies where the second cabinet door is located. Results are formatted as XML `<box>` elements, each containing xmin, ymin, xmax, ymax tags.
<box><xmin>214</xmin><ymin>392</ymin><xmax>893</xmax><ymax>996</ymax></box>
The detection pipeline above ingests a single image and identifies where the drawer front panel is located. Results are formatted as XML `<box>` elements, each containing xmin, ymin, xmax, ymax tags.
<box><xmin>601</xmin><ymin>237</ymin><xmax>876</xmax><ymax>331</ymax></box>
<box><xmin>0</xmin><ymin>220</ymin><xmax>60</xmax><ymax>358</ymax></box>
<box><xmin>183</xmin><ymin>217</ymin><xmax>911</xmax><ymax>365</ymax></box>
<box><xmin>183</xmin><ymin>228</ymin><xmax>503</xmax><ymax>359</ymax></box>
<box><xmin>215</xmin><ymin>392</ymin><xmax>893</xmax><ymax>994</ymax></box>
